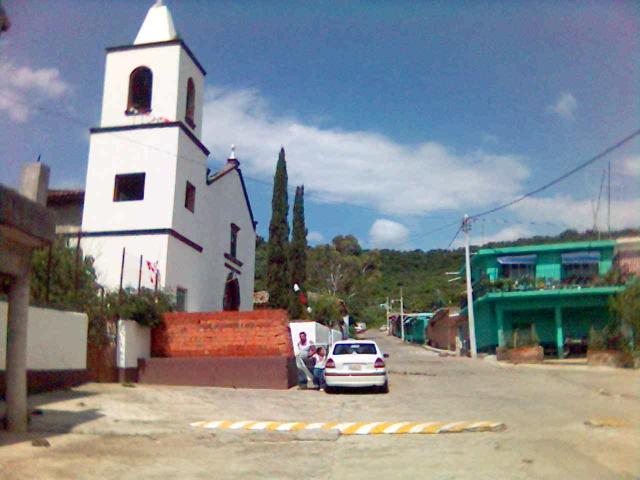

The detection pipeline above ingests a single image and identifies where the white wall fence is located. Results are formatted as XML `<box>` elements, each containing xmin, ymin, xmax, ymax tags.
<box><xmin>116</xmin><ymin>319</ymin><xmax>151</xmax><ymax>369</ymax></box>
<box><xmin>0</xmin><ymin>301</ymin><xmax>88</xmax><ymax>370</ymax></box>
<box><xmin>290</xmin><ymin>321</ymin><xmax>343</xmax><ymax>355</ymax></box>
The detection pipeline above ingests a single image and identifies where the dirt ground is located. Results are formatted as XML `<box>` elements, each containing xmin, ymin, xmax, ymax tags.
<box><xmin>1</xmin><ymin>331</ymin><xmax>638</xmax><ymax>479</ymax></box>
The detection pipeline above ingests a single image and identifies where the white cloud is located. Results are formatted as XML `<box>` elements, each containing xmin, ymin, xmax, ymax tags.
<box><xmin>307</xmin><ymin>231</ymin><xmax>324</xmax><ymax>244</ymax></box>
<box><xmin>623</xmin><ymin>156</ymin><xmax>640</xmax><ymax>177</ymax></box>
<box><xmin>0</xmin><ymin>63</ymin><xmax>71</xmax><ymax>122</ymax></box>
<box><xmin>510</xmin><ymin>195</ymin><xmax>640</xmax><ymax>231</ymax></box>
<box><xmin>369</xmin><ymin>219</ymin><xmax>410</xmax><ymax>248</ymax></box>
<box><xmin>202</xmin><ymin>86</ymin><xmax>530</xmax><ymax>216</ymax></box>
<box><xmin>547</xmin><ymin>92</ymin><xmax>578</xmax><ymax>120</ymax></box>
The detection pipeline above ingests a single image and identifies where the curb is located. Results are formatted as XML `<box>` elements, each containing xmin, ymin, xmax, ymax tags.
<box><xmin>190</xmin><ymin>420</ymin><xmax>506</xmax><ymax>435</ymax></box>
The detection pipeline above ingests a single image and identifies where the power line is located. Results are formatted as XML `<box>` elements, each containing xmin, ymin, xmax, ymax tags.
<box><xmin>446</xmin><ymin>224</ymin><xmax>463</xmax><ymax>249</ymax></box>
<box><xmin>468</xmin><ymin>127</ymin><xmax>640</xmax><ymax>221</ymax></box>
<box><xmin>7</xmin><ymin>94</ymin><xmax>474</xmax><ymax>243</ymax></box>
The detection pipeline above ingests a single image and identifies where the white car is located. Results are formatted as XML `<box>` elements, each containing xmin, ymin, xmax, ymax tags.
<box><xmin>324</xmin><ymin>340</ymin><xmax>389</xmax><ymax>393</ymax></box>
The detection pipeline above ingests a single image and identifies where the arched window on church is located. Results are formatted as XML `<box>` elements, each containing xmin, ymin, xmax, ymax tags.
<box><xmin>126</xmin><ymin>66</ymin><xmax>153</xmax><ymax>114</ymax></box>
<box><xmin>185</xmin><ymin>78</ymin><xmax>195</xmax><ymax>127</ymax></box>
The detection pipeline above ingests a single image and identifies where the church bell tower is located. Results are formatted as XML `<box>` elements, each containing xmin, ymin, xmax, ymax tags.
<box><xmin>80</xmin><ymin>0</ymin><xmax>210</xmax><ymax>306</ymax></box>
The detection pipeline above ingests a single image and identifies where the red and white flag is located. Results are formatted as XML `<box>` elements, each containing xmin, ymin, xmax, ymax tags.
<box><xmin>146</xmin><ymin>260</ymin><xmax>159</xmax><ymax>284</ymax></box>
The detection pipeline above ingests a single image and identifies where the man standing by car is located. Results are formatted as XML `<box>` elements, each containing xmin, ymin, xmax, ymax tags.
<box><xmin>296</xmin><ymin>332</ymin><xmax>314</xmax><ymax>389</ymax></box>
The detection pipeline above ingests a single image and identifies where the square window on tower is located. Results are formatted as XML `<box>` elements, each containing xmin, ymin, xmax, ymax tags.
<box><xmin>185</xmin><ymin>181</ymin><xmax>196</xmax><ymax>212</ymax></box>
<box><xmin>113</xmin><ymin>173</ymin><xmax>145</xmax><ymax>202</ymax></box>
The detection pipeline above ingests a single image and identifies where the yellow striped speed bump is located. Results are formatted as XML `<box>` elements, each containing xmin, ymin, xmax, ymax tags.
<box><xmin>190</xmin><ymin>420</ymin><xmax>505</xmax><ymax>435</ymax></box>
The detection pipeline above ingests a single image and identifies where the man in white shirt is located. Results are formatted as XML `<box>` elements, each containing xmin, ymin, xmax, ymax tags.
<box><xmin>296</xmin><ymin>332</ymin><xmax>314</xmax><ymax>389</ymax></box>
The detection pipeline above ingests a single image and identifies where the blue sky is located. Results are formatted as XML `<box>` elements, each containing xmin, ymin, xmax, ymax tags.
<box><xmin>1</xmin><ymin>1</ymin><xmax>639</xmax><ymax>250</ymax></box>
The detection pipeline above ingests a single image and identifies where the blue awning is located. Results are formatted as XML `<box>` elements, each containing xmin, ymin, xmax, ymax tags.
<box><xmin>561</xmin><ymin>251</ymin><xmax>600</xmax><ymax>264</ymax></box>
<box><xmin>497</xmin><ymin>254</ymin><xmax>537</xmax><ymax>265</ymax></box>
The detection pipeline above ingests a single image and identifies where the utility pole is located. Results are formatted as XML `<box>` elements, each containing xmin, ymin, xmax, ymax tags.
<box><xmin>462</xmin><ymin>215</ymin><xmax>478</xmax><ymax>358</ymax></box>
<box><xmin>400</xmin><ymin>288</ymin><xmax>405</xmax><ymax>342</ymax></box>
<box><xmin>385</xmin><ymin>296</ymin><xmax>390</xmax><ymax>335</ymax></box>
<box><xmin>607</xmin><ymin>160</ymin><xmax>611</xmax><ymax>234</ymax></box>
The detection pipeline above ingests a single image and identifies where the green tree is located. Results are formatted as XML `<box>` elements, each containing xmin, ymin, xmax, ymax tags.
<box><xmin>310</xmin><ymin>294</ymin><xmax>343</xmax><ymax>328</ymax></box>
<box><xmin>30</xmin><ymin>238</ymin><xmax>98</xmax><ymax>310</ymax></box>
<box><xmin>332</xmin><ymin>235</ymin><xmax>362</xmax><ymax>256</ymax></box>
<box><xmin>266</xmin><ymin>147</ymin><xmax>290</xmax><ymax>309</ymax></box>
<box><xmin>289</xmin><ymin>185</ymin><xmax>307</xmax><ymax>318</ymax></box>
<box><xmin>610</xmin><ymin>280</ymin><xmax>640</xmax><ymax>349</ymax></box>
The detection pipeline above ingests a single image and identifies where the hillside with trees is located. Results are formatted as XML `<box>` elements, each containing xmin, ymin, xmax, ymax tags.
<box><xmin>255</xmin><ymin>227</ymin><xmax>639</xmax><ymax>326</ymax></box>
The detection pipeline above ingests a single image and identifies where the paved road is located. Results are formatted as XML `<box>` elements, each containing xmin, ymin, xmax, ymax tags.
<box><xmin>1</xmin><ymin>331</ymin><xmax>639</xmax><ymax>479</ymax></box>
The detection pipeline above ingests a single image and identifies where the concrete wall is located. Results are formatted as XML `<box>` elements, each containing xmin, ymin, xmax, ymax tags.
<box><xmin>0</xmin><ymin>302</ymin><xmax>87</xmax><ymax>370</ymax></box>
<box><xmin>117</xmin><ymin>320</ymin><xmax>151</xmax><ymax>369</ymax></box>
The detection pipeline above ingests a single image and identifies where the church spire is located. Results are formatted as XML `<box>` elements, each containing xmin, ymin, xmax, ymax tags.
<box><xmin>134</xmin><ymin>0</ymin><xmax>177</xmax><ymax>45</ymax></box>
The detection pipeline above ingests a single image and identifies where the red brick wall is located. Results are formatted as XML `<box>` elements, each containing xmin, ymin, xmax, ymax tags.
<box><xmin>151</xmin><ymin>309</ymin><xmax>294</xmax><ymax>358</ymax></box>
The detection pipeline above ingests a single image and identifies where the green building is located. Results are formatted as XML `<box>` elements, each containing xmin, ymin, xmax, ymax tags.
<box><xmin>463</xmin><ymin>240</ymin><xmax>626</xmax><ymax>357</ymax></box>
<box><xmin>403</xmin><ymin>313</ymin><xmax>433</xmax><ymax>344</ymax></box>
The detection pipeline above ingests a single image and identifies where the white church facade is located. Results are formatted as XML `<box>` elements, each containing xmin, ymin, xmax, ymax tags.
<box><xmin>78</xmin><ymin>1</ymin><xmax>256</xmax><ymax>312</ymax></box>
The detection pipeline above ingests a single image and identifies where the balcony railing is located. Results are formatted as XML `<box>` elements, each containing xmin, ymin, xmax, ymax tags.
<box><xmin>460</xmin><ymin>268</ymin><xmax>630</xmax><ymax>309</ymax></box>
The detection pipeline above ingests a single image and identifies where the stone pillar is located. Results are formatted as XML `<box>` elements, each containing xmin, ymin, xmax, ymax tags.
<box><xmin>497</xmin><ymin>306</ymin><xmax>505</xmax><ymax>347</ymax></box>
<box><xmin>555</xmin><ymin>306</ymin><xmax>564</xmax><ymax>359</ymax></box>
<box><xmin>6</xmin><ymin>270</ymin><xmax>31</xmax><ymax>432</ymax></box>
<box><xmin>20</xmin><ymin>162</ymin><xmax>50</xmax><ymax>205</ymax></box>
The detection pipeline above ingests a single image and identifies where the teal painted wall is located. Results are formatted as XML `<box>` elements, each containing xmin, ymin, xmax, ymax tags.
<box><xmin>504</xmin><ymin>309</ymin><xmax>555</xmax><ymax>345</ymax></box>
<box><xmin>562</xmin><ymin>307</ymin><xmax>610</xmax><ymax>339</ymax></box>
<box><xmin>405</xmin><ymin>317</ymin><xmax>428</xmax><ymax>344</ymax></box>
<box><xmin>472</xmin><ymin>294</ymin><xmax>616</xmax><ymax>352</ymax></box>
<box><xmin>599</xmin><ymin>249</ymin><xmax>614</xmax><ymax>275</ymax></box>
<box><xmin>474</xmin><ymin>302</ymin><xmax>497</xmax><ymax>352</ymax></box>
<box><xmin>536</xmin><ymin>252</ymin><xmax>560</xmax><ymax>279</ymax></box>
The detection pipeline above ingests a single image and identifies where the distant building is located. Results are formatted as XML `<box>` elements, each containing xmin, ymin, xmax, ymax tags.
<box><xmin>427</xmin><ymin>308</ymin><xmax>465</xmax><ymax>351</ymax></box>
<box><xmin>614</xmin><ymin>237</ymin><xmax>640</xmax><ymax>277</ymax></box>
<box><xmin>463</xmin><ymin>240</ymin><xmax>629</xmax><ymax>357</ymax></box>
<box><xmin>46</xmin><ymin>190</ymin><xmax>84</xmax><ymax>236</ymax></box>
<box><xmin>55</xmin><ymin>1</ymin><xmax>256</xmax><ymax>312</ymax></box>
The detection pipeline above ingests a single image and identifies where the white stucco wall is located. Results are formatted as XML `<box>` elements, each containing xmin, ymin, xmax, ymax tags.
<box><xmin>116</xmin><ymin>320</ymin><xmax>151</xmax><ymax>369</ymax></box>
<box><xmin>101</xmin><ymin>44</ymin><xmax>182</xmax><ymax>127</ymax></box>
<box><xmin>176</xmin><ymin>46</ymin><xmax>205</xmax><ymax>138</ymax></box>
<box><xmin>0</xmin><ymin>302</ymin><xmax>87</xmax><ymax>370</ymax></box>
<box><xmin>81</xmin><ymin>235</ymin><xmax>169</xmax><ymax>292</ymax></box>
<box><xmin>82</xmin><ymin>128</ymin><xmax>180</xmax><ymax>233</ymax></box>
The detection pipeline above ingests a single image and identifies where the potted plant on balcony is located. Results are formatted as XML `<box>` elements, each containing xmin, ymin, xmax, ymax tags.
<box><xmin>497</xmin><ymin>325</ymin><xmax>544</xmax><ymax>363</ymax></box>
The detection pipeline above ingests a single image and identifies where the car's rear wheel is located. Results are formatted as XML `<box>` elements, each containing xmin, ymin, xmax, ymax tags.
<box><xmin>324</xmin><ymin>386</ymin><xmax>336</xmax><ymax>394</ymax></box>
<box><xmin>378</xmin><ymin>381</ymin><xmax>389</xmax><ymax>394</ymax></box>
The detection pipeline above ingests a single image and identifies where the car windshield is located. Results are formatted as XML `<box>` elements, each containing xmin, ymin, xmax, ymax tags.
<box><xmin>333</xmin><ymin>343</ymin><xmax>377</xmax><ymax>355</ymax></box>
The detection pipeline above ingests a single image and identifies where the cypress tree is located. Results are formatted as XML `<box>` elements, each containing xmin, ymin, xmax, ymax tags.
<box><xmin>266</xmin><ymin>147</ymin><xmax>290</xmax><ymax>309</ymax></box>
<box><xmin>289</xmin><ymin>185</ymin><xmax>307</xmax><ymax>318</ymax></box>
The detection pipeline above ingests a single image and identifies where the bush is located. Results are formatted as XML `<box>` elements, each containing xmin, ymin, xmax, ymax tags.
<box><xmin>588</xmin><ymin>327</ymin><xmax>607</xmax><ymax>351</ymax></box>
<box><xmin>588</xmin><ymin>324</ymin><xmax>626</xmax><ymax>351</ymax></box>
<box><xmin>610</xmin><ymin>280</ymin><xmax>640</xmax><ymax>350</ymax></box>
<box><xmin>106</xmin><ymin>288</ymin><xmax>174</xmax><ymax>328</ymax></box>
